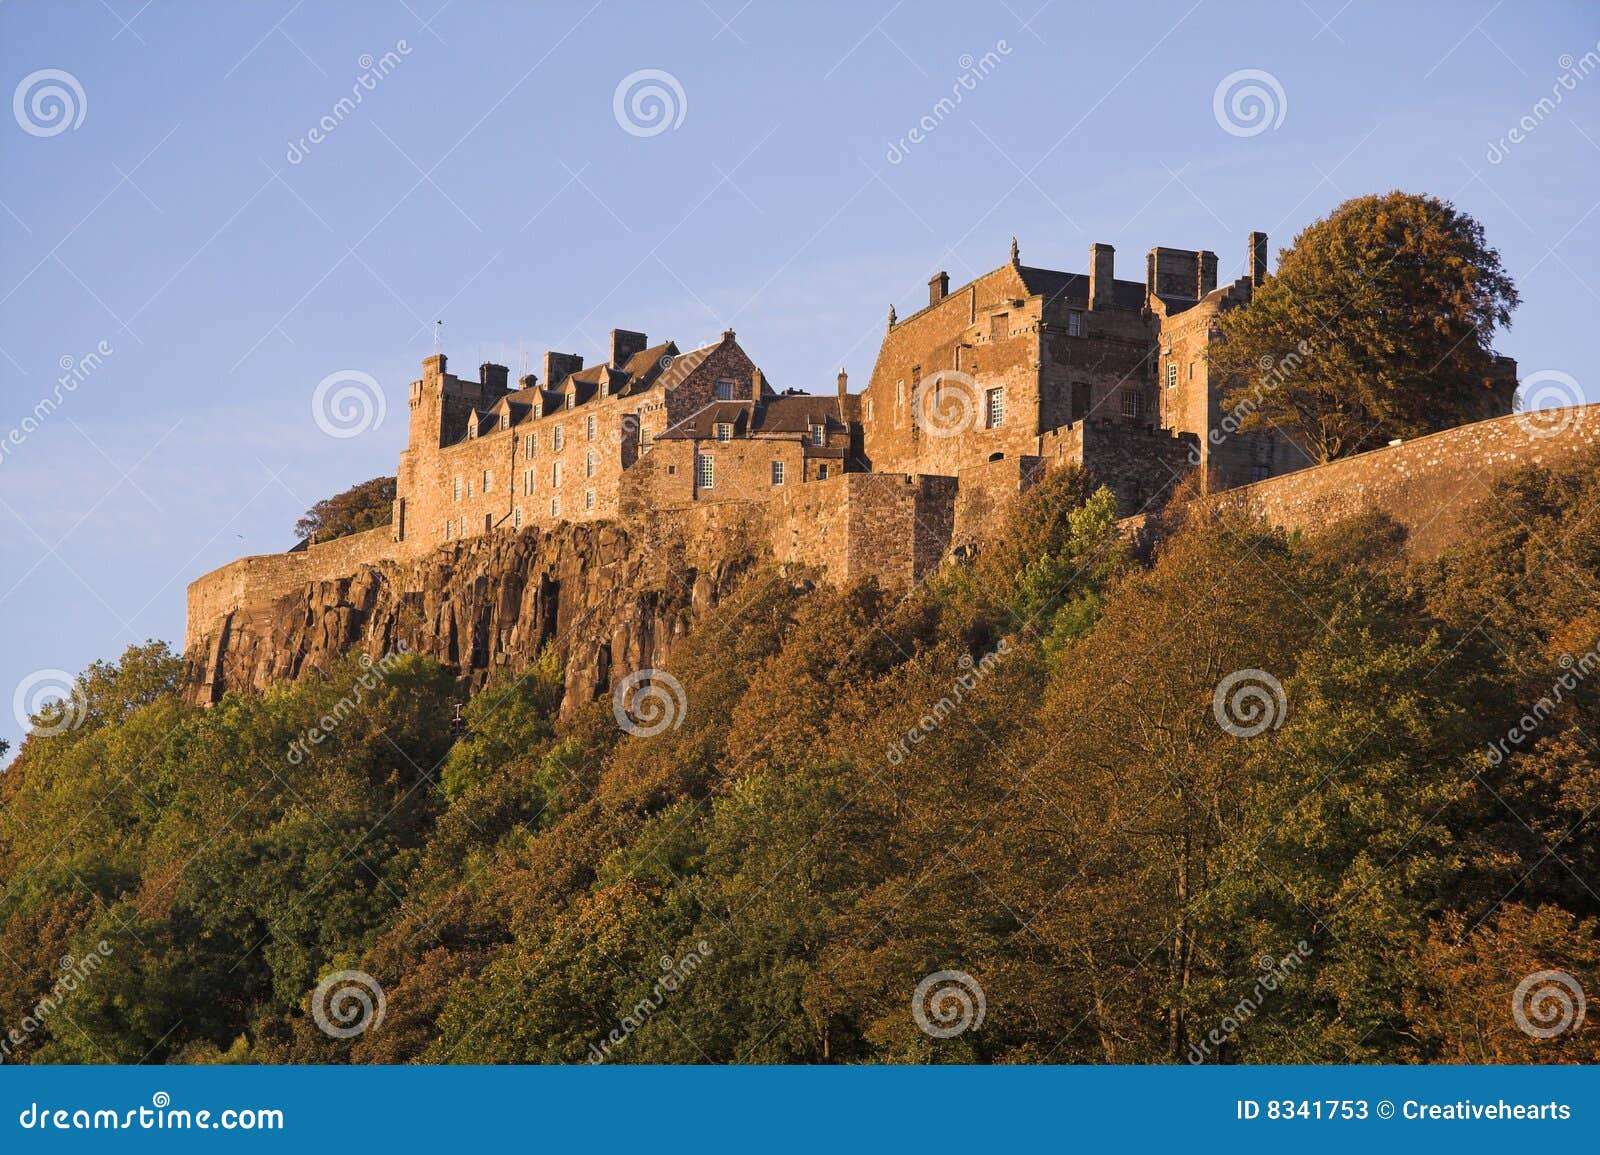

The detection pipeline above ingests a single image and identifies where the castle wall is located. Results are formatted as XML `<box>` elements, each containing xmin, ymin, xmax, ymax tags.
<box><xmin>768</xmin><ymin>472</ymin><xmax>959</xmax><ymax>590</ymax></box>
<box><xmin>1042</xmin><ymin>419</ymin><xmax>1200</xmax><ymax>516</ymax></box>
<box><xmin>1213</xmin><ymin>406</ymin><xmax>1600</xmax><ymax>557</ymax></box>
<box><xmin>951</xmin><ymin>455</ymin><xmax>1043</xmax><ymax>550</ymax></box>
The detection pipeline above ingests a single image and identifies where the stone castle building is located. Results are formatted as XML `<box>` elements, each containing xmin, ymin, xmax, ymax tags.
<box><xmin>383</xmin><ymin>231</ymin><xmax>1334</xmax><ymax>588</ymax></box>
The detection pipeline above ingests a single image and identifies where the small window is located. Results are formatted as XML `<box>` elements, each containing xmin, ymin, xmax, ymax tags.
<box><xmin>565</xmin><ymin>392</ymin><xmax>574</xmax><ymax>410</ymax></box>
<box><xmin>1122</xmin><ymin>391</ymin><xmax>1143</xmax><ymax>419</ymax></box>
<box><xmin>1166</xmin><ymin>363</ymin><xmax>1178</xmax><ymax>389</ymax></box>
<box><xmin>586</xmin><ymin>450</ymin><xmax>596</xmax><ymax>478</ymax></box>
<box><xmin>809</xmin><ymin>423</ymin><xmax>825</xmax><ymax>446</ymax></box>
<box><xmin>524</xmin><ymin>433</ymin><xmax>535</xmax><ymax>456</ymax></box>
<box><xmin>667</xmin><ymin>464</ymin><xmax>677</xmax><ymax>476</ymax></box>
<box><xmin>1068</xmin><ymin>312</ymin><xmax>1085</xmax><ymax>337</ymax></box>
<box><xmin>985</xmin><ymin>388</ymin><xmax>1004</xmax><ymax>429</ymax></box>
<box><xmin>550</xmin><ymin>496</ymin><xmax>560</xmax><ymax>517</ymax></box>
<box><xmin>484</xmin><ymin>513</ymin><xmax>492</xmax><ymax>532</ymax></box>
<box><xmin>467</xmin><ymin>422</ymin><xmax>477</xmax><ymax>439</ymax></box>
<box><xmin>523</xmin><ymin>468</ymin><xmax>535</xmax><ymax>496</ymax></box>
<box><xmin>896</xmin><ymin>381</ymin><xmax>905</xmax><ymax>406</ymax></box>
<box><xmin>991</xmin><ymin>312</ymin><xmax>1008</xmax><ymax>340</ymax></box>
<box><xmin>817</xmin><ymin>464</ymin><xmax>830</xmax><ymax>480</ymax></box>
<box><xmin>552</xmin><ymin>461</ymin><xmax>563</xmax><ymax>487</ymax></box>
<box><xmin>1188</xmin><ymin>361</ymin><xmax>1195</xmax><ymax>380</ymax></box>
<box><xmin>716</xmin><ymin>422</ymin><xmax>733</xmax><ymax>442</ymax></box>
<box><xmin>715</xmin><ymin>379</ymin><xmax>734</xmax><ymax>401</ymax></box>
<box><xmin>696</xmin><ymin>454</ymin><xmax>714</xmax><ymax>490</ymax></box>
<box><xmin>483</xmin><ymin>469</ymin><xmax>492</xmax><ymax>492</ymax></box>
<box><xmin>453</xmin><ymin>477</ymin><xmax>462</xmax><ymax>502</ymax></box>
<box><xmin>771</xmin><ymin>460</ymin><xmax>785</xmax><ymax>485</ymax></box>
<box><xmin>553</xmin><ymin>426</ymin><xmax>565</xmax><ymax>452</ymax></box>
<box><xmin>466</xmin><ymin>479</ymin><xmax>474</xmax><ymax>498</ymax></box>
<box><xmin>585</xmin><ymin>489</ymin><xmax>595</xmax><ymax>511</ymax></box>
<box><xmin>514</xmin><ymin>506</ymin><xmax>523</xmax><ymax>528</ymax></box>
<box><xmin>586</xmin><ymin>414</ymin><xmax>596</xmax><ymax>440</ymax></box>
<box><xmin>459</xmin><ymin>515</ymin><xmax>466</xmax><ymax>536</ymax></box>
<box><xmin>499</xmin><ymin>413</ymin><xmax>509</xmax><ymax>430</ymax></box>
<box><xmin>444</xmin><ymin>520</ymin><xmax>452</xmax><ymax>540</ymax></box>
<box><xmin>865</xmin><ymin>398</ymin><xmax>874</xmax><ymax>421</ymax></box>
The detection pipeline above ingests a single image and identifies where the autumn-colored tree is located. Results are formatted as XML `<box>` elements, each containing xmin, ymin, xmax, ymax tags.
<box><xmin>1212</xmin><ymin>192</ymin><xmax>1519</xmax><ymax>461</ymax></box>
<box><xmin>294</xmin><ymin>475</ymin><xmax>396</xmax><ymax>543</ymax></box>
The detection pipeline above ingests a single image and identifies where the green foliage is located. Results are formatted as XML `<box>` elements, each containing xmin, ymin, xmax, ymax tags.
<box><xmin>294</xmin><ymin>475</ymin><xmax>396</xmax><ymax>543</ymax></box>
<box><xmin>4</xmin><ymin>451</ymin><xmax>1598</xmax><ymax>1065</ymax></box>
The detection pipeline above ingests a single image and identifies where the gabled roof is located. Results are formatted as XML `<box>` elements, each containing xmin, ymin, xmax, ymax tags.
<box><xmin>1015</xmin><ymin>265</ymin><xmax>1147</xmax><ymax>309</ymax></box>
<box><xmin>657</xmin><ymin>393</ymin><xmax>848</xmax><ymax>441</ymax></box>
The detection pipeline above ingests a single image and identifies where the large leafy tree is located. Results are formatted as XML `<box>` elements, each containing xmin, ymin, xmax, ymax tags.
<box><xmin>1212</xmin><ymin>192</ymin><xmax>1519</xmax><ymax>462</ymax></box>
<box><xmin>294</xmin><ymin>475</ymin><xmax>396</xmax><ymax>543</ymax></box>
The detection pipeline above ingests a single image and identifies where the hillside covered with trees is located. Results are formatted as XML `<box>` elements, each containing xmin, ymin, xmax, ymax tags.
<box><xmin>2</xmin><ymin>455</ymin><xmax>1597</xmax><ymax>1064</ymax></box>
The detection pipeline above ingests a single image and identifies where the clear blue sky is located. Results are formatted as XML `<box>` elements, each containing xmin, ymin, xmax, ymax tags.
<box><xmin>2</xmin><ymin>0</ymin><xmax>1597</xmax><ymax>759</ymax></box>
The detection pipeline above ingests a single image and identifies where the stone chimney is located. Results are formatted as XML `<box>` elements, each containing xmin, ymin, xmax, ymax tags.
<box><xmin>928</xmin><ymin>271</ymin><xmax>949</xmax><ymax>306</ymax></box>
<box><xmin>423</xmin><ymin>353</ymin><xmax>447</xmax><ymax>382</ymax></box>
<box><xmin>610</xmin><ymin>328</ymin><xmax>648</xmax><ymax>367</ymax></box>
<box><xmin>1089</xmin><ymin>243</ymin><xmax>1115</xmax><ymax>310</ymax></box>
<box><xmin>837</xmin><ymin>369</ymin><xmax>848</xmax><ymax>399</ymax></box>
<box><xmin>543</xmin><ymin>350</ymin><xmax>583</xmax><ymax>390</ymax></box>
<box><xmin>518</xmin><ymin>373</ymin><xmax>538</xmax><ymax>391</ymax></box>
<box><xmin>1197</xmin><ymin>251</ymin><xmax>1218</xmax><ymax>299</ymax></box>
<box><xmin>479</xmin><ymin>362</ymin><xmax>509</xmax><ymax>391</ymax></box>
<box><xmin>752</xmin><ymin>367</ymin><xmax>766</xmax><ymax>398</ymax></box>
<box><xmin>1248</xmin><ymin>231</ymin><xmax>1269</xmax><ymax>285</ymax></box>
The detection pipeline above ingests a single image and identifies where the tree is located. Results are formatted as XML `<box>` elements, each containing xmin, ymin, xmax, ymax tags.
<box><xmin>294</xmin><ymin>476</ymin><xmax>396</xmax><ymax>543</ymax></box>
<box><xmin>1212</xmin><ymin>192</ymin><xmax>1519</xmax><ymax>462</ymax></box>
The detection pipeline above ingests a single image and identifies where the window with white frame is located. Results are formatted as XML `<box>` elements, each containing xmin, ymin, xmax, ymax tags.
<box><xmin>523</xmin><ymin>468</ymin><xmax>535</xmax><ymax>496</ymax></box>
<box><xmin>565</xmin><ymin>392</ymin><xmax>574</xmax><ymax>410</ymax></box>
<box><xmin>1166</xmin><ymin>363</ymin><xmax>1178</xmax><ymax>389</ymax></box>
<box><xmin>715</xmin><ymin>379</ymin><xmax>733</xmax><ymax>400</ymax></box>
<box><xmin>1068</xmin><ymin>311</ymin><xmax>1085</xmax><ymax>337</ymax></box>
<box><xmin>524</xmin><ymin>433</ymin><xmax>535</xmax><ymax>456</ymax></box>
<box><xmin>771</xmin><ymin>460</ymin><xmax>785</xmax><ymax>485</ymax></box>
<box><xmin>809</xmin><ymin>423</ymin><xmax>825</xmax><ymax>446</ymax></box>
<box><xmin>1122</xmin><ymin>391</ymin><xmax>1143</xmax><ymax>419</ymax></box>
<box><xmin>483</xmin><ymin>469</ymin><xmax>492</xmax><ymax>492</ymax></box>
<box><xmin>484</xmin><ymin>513</ymin><xmax>492</xmax><ymax>532</ymax></box>
<box><xmin>466</xmin><ymin>479</ymin><xmax>474</xmax><ymax>497</ymax></box>
<box><xmin>716</xmin><ymin>422</ymin><xmax>732</xmax><ymax>442</ymax></box>
<box><xmin>585</xmin><ymin>489</ymin><xmax>595</xmax><ymax>511</ymax></box>
<box><xmin>585</xmin><ymin>450</ymin><xmax>595</xmax><ymax>478</ymax></box>
<box><xmin>985</xmin><ymin>388</ymin><xmax>1004</xmax><ymax>429</ymax></box>
<box><xmin>453</xmin><ymin>477</ymin><xmax>462</xmax><ymax>501</ymax></box>
<box><xmin>514</xmin><ymin>506</ymin><xmax>522</xmax><ymax>528</ymax></box>
<box><xmin>586</xmin><ymin>414</ymin><xmax>596</xmax><ymax>440</ymax></box>
<box><xmin>459</xmin><ymin>515</ymin><xmax>467</xmax><ymax>536</ymax></box>
<box><xmin>444</xmin><ymin>520</ymin><xmax>452</xmax><ymax>540</ymax></box>
<box><xmin>551</xmin><ymin>496</ymin><xmax>560</xmax><ymax>517</ymax></box>
<box><xmin>553</xmin><ymin>426</ymin><xmax>565</xmax><ymax>451</ymax></box>
<box><xmin>817</xmin><ymin>464</ymin><xmax>829</xmax><ymax>480</ymax></box>
<box><xmin>696</xmin><ymin>454</ymin><xmax>714</xmax><ymax>489</ymax></box>
<box><xmin>552</xmin><ymin>461</ymin><xmax>563</xmax><ymax>487</ymax></box>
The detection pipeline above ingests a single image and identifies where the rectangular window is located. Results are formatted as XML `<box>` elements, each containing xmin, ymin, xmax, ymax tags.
<box><xmin>523</xmin><ymin>468</ymin><xmax>535</xmax><ymax>496</ymax></box>
<box><xmin>991</xmin><ymin>312</ymin><xmax>1008</xmax><ymax>340</ymax></box>
<box><xmin>524</xmin><ymin>433</ymin><xmax>535</xmax><ymax>456</ymax></box>
<box><xmin>1122</xmin><ymin>391</ymin><xmax>1143</xmax><ymax>419</ymax></box>
<box><xmin>585</xmin><ymin>489</ymin><xmax>595</xmax><ymax>511</ymax></box>
<box><xmin>466</xmin><ymin>479</ymin><xmax>474</xmax><ymax>498</ymax></box>
<box><xmin>716</xmin><ymin>422</ymin><xmax>733</xmax><ymax>442</ymax></box>
<box><xmin>565</xmin><ymin>392</ymin><xmax>574</xmax><ymax>410</ymax></box>
<box><xmin>460</xmin><ymin>515</ymin><xmax>467</xmax><ymax>536</ymax></box>
<box><xmin>771</xmin><ymin>460</ymin><xmax>785</xmax><ymax>485</ymax></box>
<box><xmin>865</xmin><ymin>398</ymin><xmax>874</xmax><ymax>421</ymax></box>
<box><xmin>696</xmin><ymin>454</ymin><xmax>714</xmax><ymax>490</ymax></box>
<box><xmin>985</xmin><ymin>388</ymin><xmax>1004</xmax><ymax>429</ymax></box>
<box><xmin>1166</xmin><ymin>363</ymin><xmax>1178</xmax><ymax>389</ymax></box>
<box><xmin>809</xmin><ymin>423</ymin><xmax>825</xmax><ymax>446</ymax></box>
<box><xmin>484</xmin><ymin>513</ymin><xmax>493</xmax><ymax>532</ymax></box>
<box><xmin>586</xmin><ymin>450</ymin><xmax>596</xmax><ymax>478</ymax></box>
<box><xmin>550</xmin><ymin>496</ymin><xmax>560</xmax><ymax>517</ymax></box>
<box><xmin>1068</xmin><ymin>311</ymin><xmax>1085</xmax><ymax>337</ymax></box>
<box><xmin>817</xmin><ymin>464</ymin><xmax>829</xmax><ymax>480</ymax></box>
<box><xmin>896</xmin><ymin>381</ymin><xmax>905</xmax><ymax>406</ymax></box>
<box><xmin>444</xmin><ymin>520</ymin><xmax>452</xmax><ymax>540</ymax></box>
<box><xmin>514</xmin><ymin>506</ymin><xmax>522</xmax><ymax>528</ymax></box>
<box><xmin>453</xmin><ymin>477</ymin><xmax>462</xmax><ymax>502</ymax></box>
<box><xmin>483</xmin><ymin>469</ymin><xmax>492</xmax><ymax>492</ymax></box>
<box><xmin>586</xmin><ymin>414</ymin><xmax>596</xmax><ymax>440</ymax></box>
<box><xmin>553</xmin><ymin>426</ymin><xmax>565</xmax><ymax>452</ymax></box>
<box><xmin>499</xmin><ymin>414</ymin><xmax>509</xmax><ymax>430</ymax></box>
<box><xmin>715</xmin><ymin>379</ymin><xmax>733</xmax><ymax>400</ymax></box>
<box><xmin>552</xmin><ymin>461</ymin><xmax>563</xmax><ymax>487</ymax></box>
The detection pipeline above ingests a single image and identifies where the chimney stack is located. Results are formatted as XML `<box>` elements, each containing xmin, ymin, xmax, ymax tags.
<box><xmin>928</xmin><ymin>271</ymin><xmax>949</xmax><ymax>306</ymax></box>
<box><xmin>837</xmin><ymin>369</ymin><xmax>848</xmax><ymax>399</ymax></box>
<box><xmin>543</xmin><ymin>351</ymin><xmax>583</xmax><ymax>390</ymax></box>
<box><xmin>518</xmin><ymin>373</ymin><xmax>538</xmax><ymax>391</ymax></box>
<box><xmin>1248</xmin><ymin>231</ymin><xmax>1269</xmax><ymax>285</ymax></box>
<box><xmin>1089</xmin><ymin>243</ymin><xmax>1116</xmax><ymax>310</ymax></box>
<box><xmin>1197</xmin><ymin>251</ymin><xmax>1218</xmax><ymax>299</ymax></box>
<box><xmin>479</xmin><ymin>362</ymin><xmax>509</xmax><ymax>391</ymax></box>
<box><xmin>610</xmin><ymin>328</ymin><xmax>648</xmax><ymax>368</ymax></box>
<box><xmin>752</xmin><ymin>367</ymin><xmax>766</xmax><ymax>398</ymax></box>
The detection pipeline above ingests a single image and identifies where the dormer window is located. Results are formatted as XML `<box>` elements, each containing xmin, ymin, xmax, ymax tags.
<box><xmin>467</xmin><ymin>421</ymin><xmax>477</xmax><ymax>439</ymax></box>
<box><xmin>809</xmin><ymin>423</ymin><xmax>825</xmax><ymax>446</ymax></box>
<box><xmin>715</xmin><ymin>422</ymin><xmax>733</xmax><ymax>442</ymax></box>
<box><xmin>565</xmin><ymin>392</ymin><xmax>575</xmax><ymax>410</ymax></box>
<box><xmin>499</xmin><ymin>413</ymin><xmax>509</xmax><ymax>430</ymax></box>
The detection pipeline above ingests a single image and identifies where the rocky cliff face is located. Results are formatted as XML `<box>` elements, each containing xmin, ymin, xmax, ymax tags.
<box><xmin>184</xmin><ymin>508</ymin><xmax>770</xmax><ymax>714</ymax></box>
